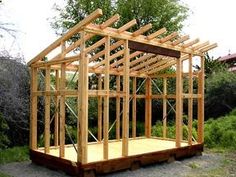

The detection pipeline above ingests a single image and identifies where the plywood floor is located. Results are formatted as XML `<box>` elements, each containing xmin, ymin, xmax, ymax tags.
<box><xmin>37</xmin><ymin>138</ymin><xmax>190</xmax><ymax>163</ymax></box>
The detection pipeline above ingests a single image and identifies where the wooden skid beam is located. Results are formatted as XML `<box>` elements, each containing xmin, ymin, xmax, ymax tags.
<box><xmin>128</xmin><ymin>41</ymin><xmax>181</xmax><ymax>58</ymax></box>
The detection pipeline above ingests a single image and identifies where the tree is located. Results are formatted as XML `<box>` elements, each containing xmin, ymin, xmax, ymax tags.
<box><xmin>51</xmin><ymin>0</ymin><xmax>189</xmax><ymax>37</ymax></box>
<box><xmin>0</xmin><ymin>55</ymin><xmax>30</xmax><ymax>146</ymax></box>
<box><xmin>205</xmin><ymin>71</ymin><xmax>236</xmax><ymax>118</ymax></box>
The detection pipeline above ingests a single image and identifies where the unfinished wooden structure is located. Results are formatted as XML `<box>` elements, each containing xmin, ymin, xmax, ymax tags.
<box><xmin>28</xmin><ymin>9</ymin><xmax>217</xmax><ymax>177</ymax></box>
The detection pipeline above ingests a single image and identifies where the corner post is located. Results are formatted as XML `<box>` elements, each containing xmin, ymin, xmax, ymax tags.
<box><xmin>30</xmin><ymin>67</ymin><xmax>38</xmax><ymax>150</ymax></box>
<box><xmin>103</xmin><ymin>35</ymin><xmax>110</xmax><ymax>160</ymax></box>
<box><xmin>44</xmin><ymin>66</ymin><xmax>51</xmax><ymax>153</ymax></box>
<box><xmin>132</xmin><ymin>77</ymin><xmax>137</xmax><ymax>138</ymax></box>
<box><xmin>188</xmin><ymin>54</ymin><xmax>193</xmax><ymax>145</ymax></box>
<box><xmin>145</xmin><ymin>78</ymin><xmax>152</xmax><ymax>138</ymax></box>
<box><xmin>163</xmin><ymin>77</ymin><xmax>167</xmax><ymax>138</ymax></box>
<box><xmin>116</xmin><ymin>75</ymin><xmax>121</xmax><ymax>140</ymax></box>
<box><xmin>77</xmin><ymin>31</ymin><xmax>89</xmax><ymax>164</ymax></box>
<box><xmin>198</xmin><ymin>55</ymin><xmax>205</xmax><ymax>144</ymax></box>
<box><xmin>176</xmin><ymin>58</ymin><xmax>183</xmax><ymax>147</ymax></box>
<box><xmin>122</xmin><ymin>39</ymin><xmax>130</xmax><ymax>156</ymax></box>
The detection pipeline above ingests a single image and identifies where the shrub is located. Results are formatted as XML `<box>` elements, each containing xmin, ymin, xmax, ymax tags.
<box><xmin>204</xmin><ymin>109</ymin><xmax>236</xmax><ymax>149</ymax></box>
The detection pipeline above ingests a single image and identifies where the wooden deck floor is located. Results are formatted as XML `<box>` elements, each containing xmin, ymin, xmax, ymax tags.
<box><xmin>37</xmin><ymin>138</ymin><xmax>191</xmax><ymax>163</ymax></box>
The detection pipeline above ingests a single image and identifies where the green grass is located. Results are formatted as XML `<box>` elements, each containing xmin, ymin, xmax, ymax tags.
<box><xmin>0</xmin><ymin>146</ymin><xmax>29</xmax><ymax>164</ymax></box>
<box><xmin>0</xmin><ymin>172</ymin><xmax>12</xmax><ymax>177</ymax></box>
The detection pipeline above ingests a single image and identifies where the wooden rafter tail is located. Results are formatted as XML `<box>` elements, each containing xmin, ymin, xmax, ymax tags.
<box><xmin>132</xmin><ymin>23</ymin><xmax>152</xmax><ymax>37</ymax></box>
<box><xmin>130</xmin><ymin>56</ymin><xmax>159</xmax><ymax>72</ymax></box>
<box><xmin>160</xmin><ymin>32</ymin><xmax>178</xmax><ymax>43</ymax></box>
<box><xmin>27</xmin><ymin>8</ymin><xmax>103</xmax><ymax>66</ymax></box>
<box><xmin>147</xmin><ymin>28</ymin><xmax>167</xmax><ymax>40</ymax></box>
<box><xmin>200</xmin><ymin>43</ymin><xmax>218</xmax><ymax>53</ymax></box>
<box><xmin>172</xmin><ymin>35</ymin><xmax>190</xmax><ymax>46</ymax></box>
<box><xmin>110</xmin><ymin>51</ymin><xmax>143</xmax><ymax>68</ymax></box>
<box><xmin>182</xmin><ymin>38</ymin><xmax>200</xmax><ymax>48</ymax></box>
<box><xmin>89</xmin><ymin>40</ymin><xmax>124</xmax><ymax>63</ymax></box>
<box><xmin>85</xmin><ymin>38</ymin><xmax>106</xmax><ymax>53</ymax></box>
<box><xmin>192</xmin><ymin>41</ymin><xmax>209</xmax><ymax>50</ymax></box>
<box><xmin>119</xmin><ymin>54</ymin><xmax>155</xmax><ymax>71</ymax></box>
<box><xmin>100</xmin><ymin>14</ymin><xmax>120</xmax><ymax>29</ymax></box>
<box><xmin>118</xmin><ymin>19</ymin><xmax>137</xmax><ymax>33</ymax></box>
<box><xmin>93</xmin><ymin>49</ymin><xmax>125</xmax><ymax>69</ymax></box>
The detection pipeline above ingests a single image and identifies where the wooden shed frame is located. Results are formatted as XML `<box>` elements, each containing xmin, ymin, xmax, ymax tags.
<box><xmin>28</xmin><ymin>9</ymin><xmax>217</xmax><ymax>176</ymax></box>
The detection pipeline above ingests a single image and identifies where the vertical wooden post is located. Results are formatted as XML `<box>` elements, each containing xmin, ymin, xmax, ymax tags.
<box><xmin>145</xmin><ymin>78</ymin><xmax>152</xmax><ymax>138</ymax></box>
<box><xmin>176</xmin><ymin>58</ymin><xmax>183</xmax><ymax>147</ymax></box>
<box><xmin>132</xmin><ymin>77</ymin><xmax>137</xmax><ymax>138</ymax></box>
<box><xmin>103</xmin><ymin>36</ymin><xmax>110</xmax><ymax>160</ymax></box>
<box><xmin>163</xmin><ymin>77</ymin><xmax>167</xmax><ymax>138</ymax></box>
<box><xmin>44</xmin><ymin>66</ymin><xmax>51</xmax><ymax>153</ymax></box>
<box><xmin>122</xmin><ymin>39</ymin><xmax>130</xmax><ymax>157</ymax></box>
<box><xmin>78</xmin><ymin>31</ymin><xmax>89</xmax><ymax>164</ymax></box>
<box><xmin>116</xmin><ymin>75</ymin><xmax>120</xmax><ymax>140</ymax></box>
<box><xmin>60</xmin><ymin>63</ymin><xmax>66</xmax><ymax>158</ymax></box>
<box><xmin>188</xmin><ymin>55</ymin><xmax>193</xmax><ymax>145</ymax></box>
<box><xmin>54</xmin><ymin>70</ymin><xmax>59</xmax><ymax>146</ymax></box>
<box><xmin>97</xmin><ymin>74</ymin><xmax>102</xmax><ymax>142</ymax></box>
<box><xmin>198</xmin><ymin>55</ymin><xmax>205</xmax><ymax>144</ymax></box>
<box><xmin>30</xmin><ymin>67</ymin><xmax>38</xmax><ymax>150</ymax></box>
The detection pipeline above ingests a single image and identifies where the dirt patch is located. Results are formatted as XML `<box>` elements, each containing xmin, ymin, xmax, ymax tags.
<box><xmin>0</xmin><ymin>151</ymin><xmax>234</xmax><ymax>177</ymax></box>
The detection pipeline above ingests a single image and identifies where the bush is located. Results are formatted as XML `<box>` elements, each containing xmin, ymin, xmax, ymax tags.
<box><xmin>204</xmin><ymin>109</ymin><xmax>236</xmax><ymax>149</ymax></box>
<box><xmin>0</xmin><ymin>146</ymin><xmax>29</xmax><ymax>164</ymax></box>
<box><xmin>0</xmin><ymin>113</ymin><xmax>10</xmax><ymax>149</ymax></box>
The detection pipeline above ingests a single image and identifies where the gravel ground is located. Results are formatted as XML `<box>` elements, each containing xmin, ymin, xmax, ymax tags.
<box><xmin>0</xmin><ymin>152</ymin><xmax>227</xmax><ymax>177</ymax></box>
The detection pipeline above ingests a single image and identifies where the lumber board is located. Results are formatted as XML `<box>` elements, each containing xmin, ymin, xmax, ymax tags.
<box><xmin>132</xmin><ymin>24</ymin><xmax>152</xmax><ymax>37</ymax></box>
<box><xmin>97</xmin><ymin>75</ymin><xmax>102</xmax><ymax>142</ymax></box>
<box><xmin>188</xmin><ymin>55</ymin><xmax>193</xmax><ymax>145</ymax></box>
<box><xmin>118</xmin><ymin>19</ymin><xmax>137</xmax><ymax>33</ymax></box>
<box><xmin>54</xmin><ymin>70</ymin><xmax>59</xmax><ymax>146</ymax></box>
<box><xmin>103</xmin><ymin>36</ymin><xmax>110</xmax><ymax>160</ymax></box>
<box><xmin>60</xmin><ymin>63</ymin><xmax>66</xmax><ymax>158</ymax></box>
<box><xmin>145</xmin><ymin>78</ymin><xmax>152</xmax><ymax>138</ymax></box>
<box><xmin>30</xmin><ymin>67</ymin><xmax>38</xmax><ymax>150</ymax></box>
<box><xmin>197</xmin><ymin>56</ymin><xmax>204</xmax><ymax>144</ymax></box>
<box><xmin>163</xmin><ymin>77</ymin><xmax>167</xmax><ymax>138</ymax></box>
<box><xmin>175</xmin><ymin>58</ymin><xmax>183</xmax><ymax>147</ymax></box>
<box><xmin>116</xmin><ymin>75</ymin><xmax>121</xmax><ymax>140</ymax></box>
<box><xmin>122</xmin><ymin>39</ymin><xmax>130</xmax><ymax>156</ymax></box>
<box><xmin>132</xmin><ymin>77</ymin><xmax>137</xmax><ymax>138</ymax></box>
<box><xmin>77</xmin><ymin>31</ymin><xmax>89</xmax><ymax>164</ymax></box>
<box><xmin>147</xmin><ymin>28</ymin><xmax>166</xmax><ymax>40</ymax></box>
<box><xmin>28</xmin><ymin>9</ymin><xmax>103</xmax><ymax>66</ymax></box>
<box><xmin>44</xmin><ymin>66</ymin><xmax>51</xmax><ymax>154</ymax></box>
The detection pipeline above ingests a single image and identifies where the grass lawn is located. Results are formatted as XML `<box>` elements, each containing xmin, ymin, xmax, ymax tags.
<box><xmin>0</xmin><ymin>146</ymin><xmax>29</xmax><ymax>164</ymax></box>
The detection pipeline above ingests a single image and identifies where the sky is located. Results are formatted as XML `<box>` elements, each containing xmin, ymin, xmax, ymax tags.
<box><xmin>1</xmin><ymin>0</ymin><xmax>236</xmax><ymax>62</ymax></box>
